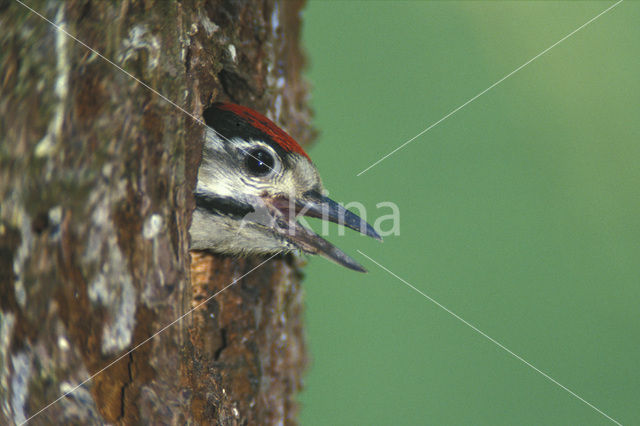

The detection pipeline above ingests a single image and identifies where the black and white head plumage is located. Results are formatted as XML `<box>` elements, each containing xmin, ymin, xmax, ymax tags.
<box><xmin>190</xmin><ymin>103</ymin><xmax>380</xmax><ymax>272</ymax></box>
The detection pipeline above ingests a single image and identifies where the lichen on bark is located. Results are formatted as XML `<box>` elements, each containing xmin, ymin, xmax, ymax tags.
<box><xmin>0</xmin><ymin>0</ymin><xmax>312</xmax><ymax>424</ymax></box>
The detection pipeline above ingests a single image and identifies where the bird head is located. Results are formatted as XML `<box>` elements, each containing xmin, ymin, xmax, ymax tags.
<box><xmin>189</xmin><ymin>103</ymin><xmax>381</xmax><ymax>272</ymax></box>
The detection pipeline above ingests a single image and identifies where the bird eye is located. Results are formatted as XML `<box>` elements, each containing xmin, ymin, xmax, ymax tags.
<box><xmin>245</xmin><ymin>148</ymin><xmax>275</xmax><ymax>176</ymax></box>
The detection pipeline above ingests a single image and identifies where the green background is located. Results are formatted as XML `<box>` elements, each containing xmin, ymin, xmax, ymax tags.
<box><xmin>299</xmin><ymin>2</ymin><xmax>639</xmax><ymax>425</ymax></box>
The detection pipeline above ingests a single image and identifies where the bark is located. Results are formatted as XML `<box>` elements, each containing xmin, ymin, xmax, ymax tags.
<box><xmin>0</xmin><ymin>0</ymin><xmax>312</xmax><ymax>424</ymax></box>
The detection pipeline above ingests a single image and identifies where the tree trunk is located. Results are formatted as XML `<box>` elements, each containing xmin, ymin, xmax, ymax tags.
<box><xmin>0</xmin><ymin>0</ymin><xmax>312</xmax><ymax>424</ymax></box>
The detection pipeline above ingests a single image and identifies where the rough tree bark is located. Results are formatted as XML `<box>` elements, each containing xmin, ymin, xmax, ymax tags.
<box><xmin>0</xmin><ymin>0</ymin><xmax>313</xmax><ymax>424</ymax></box>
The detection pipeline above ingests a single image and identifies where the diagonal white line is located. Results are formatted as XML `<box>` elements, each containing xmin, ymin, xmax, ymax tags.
<box><xmin>10</xmin><ymin>1</ymin><xmax>281</xmax><ymax>422</ymax></box>
<box><xmin>12</xmin><ymin>0</ymin><xmax>283</xmax><ymax>177</ymax></box>
<box><xmin>13</xmin><ymin>0</ymin><xmax>205</xmax><ymax>126</ymax></box>
<box><xmin>20</xmin><ymin>253</ymin><xmax>279</xmax><ymax>426</ymax></box>
<box><xmin>11</xmin><ymin>3</ymin><xmax>287</xmax><ymax>424</ymax></box>
<box><xmin>12</xmin><ymin>0</ymin><xmax>626</xmax><ymax>424</ymax></box>
<box><xmin>9</xmin><ymin>5</ymin><xmax>283</xmax><ymax>423</ymax></box>
<box><xmin>357</xmin><ymin>250</ymin><xmax>622</xmax><ymax>425</ymax></box>
<box><xmin>356</xmin><ymin>0</ymin><xmax>624</xmax><ymax>176</ymax></box>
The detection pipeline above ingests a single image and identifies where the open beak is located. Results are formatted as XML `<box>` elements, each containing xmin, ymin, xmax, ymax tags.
<box><xmin>268</xmin><ymin>190</ymin><xmax>381</xmax><ymax>272</ymax></box>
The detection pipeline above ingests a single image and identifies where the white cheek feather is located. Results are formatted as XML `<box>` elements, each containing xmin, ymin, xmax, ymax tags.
<box><xmin>198</xmin><ymin>131</ymin><xmax>255</xmax><ymax>198</ymax></box>
<box><xmin>204</xmin><ymin>127</ymin><xmax>225</xmax><ymax>150</ymax></box>
<box><xmin>191</xmin><ymin>123</ymin><xmax>323</xmax><ymax>256</ymax></box>
<box><xmin>200</xmin><ymin>130</ymin><xmax>304</xmax><ymax>198</ymax></box>
<box><xmin>290</xmin><ymin>155</ymin><xmax>322</xmax><ymax>195</ymax></box>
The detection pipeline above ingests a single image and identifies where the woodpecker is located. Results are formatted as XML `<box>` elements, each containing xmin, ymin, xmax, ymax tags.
<box><xmin>189</xmin><ymin>103</ymin><xmax>381</xmax><ymax>272</ymax></box>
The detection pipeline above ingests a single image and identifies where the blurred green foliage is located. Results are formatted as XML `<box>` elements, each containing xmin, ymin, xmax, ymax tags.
<box><xmin>300</xmin><ymin>1</ymin><xmax>639</xmax><ymax>425</ymax></box>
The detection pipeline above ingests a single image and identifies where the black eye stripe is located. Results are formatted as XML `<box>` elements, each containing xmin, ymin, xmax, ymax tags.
<box><xmin>246</xmin><ymin>148</ymin><xmax>275</xmax><ymax>176</ymax></box>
